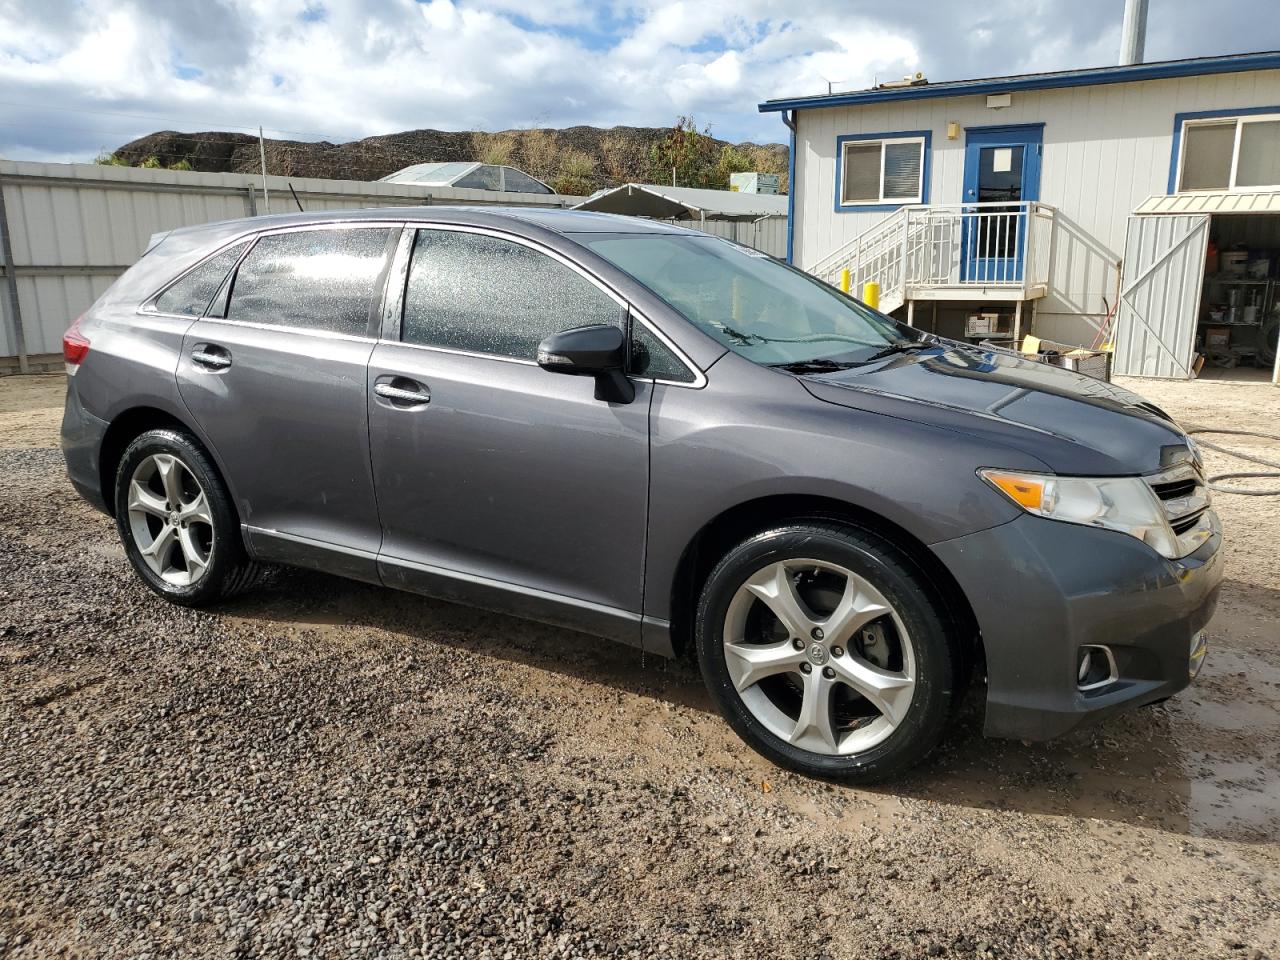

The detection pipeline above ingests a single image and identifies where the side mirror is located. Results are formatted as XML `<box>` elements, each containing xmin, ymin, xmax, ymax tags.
<box><xmin>537</xmin><ymin>324</ymin><xmax>634</xmax><ymax>404</ymax></box>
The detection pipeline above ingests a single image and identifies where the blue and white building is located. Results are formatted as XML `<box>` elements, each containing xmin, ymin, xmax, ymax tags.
<box><xmin>760</xmin><ymin>51</ymin><xmax>1280</xmax><ymax>378</ymax></box>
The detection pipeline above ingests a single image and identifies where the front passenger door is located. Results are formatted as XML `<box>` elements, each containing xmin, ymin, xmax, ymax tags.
<box><xmin>367</xmin><ymin>226</ymin><xmax>651</xmax><ymax>643</ymax></box>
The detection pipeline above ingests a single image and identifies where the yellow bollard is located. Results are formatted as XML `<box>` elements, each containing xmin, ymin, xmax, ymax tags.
<box><xmin>862</xmin><ymin>281</ymin><xmax>880</xmax><ymax>310</ymax></box>
<box><xmin>839</xmin><ymin>268</ymin><xmax>851</xmax><ymax>293</ymax></box>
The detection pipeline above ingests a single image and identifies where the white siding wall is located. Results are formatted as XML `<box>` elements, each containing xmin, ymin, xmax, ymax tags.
<box><xmin>791</xmin><ymin>68</ymin><xmax>1280</xmax><ymax>343</ymax></box>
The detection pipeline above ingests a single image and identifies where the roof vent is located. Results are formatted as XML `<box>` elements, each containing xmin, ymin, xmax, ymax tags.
<box><xmin>877</xmin><ymin>72</ymin><xmax>928</xmax><ymax>90</ymax></box>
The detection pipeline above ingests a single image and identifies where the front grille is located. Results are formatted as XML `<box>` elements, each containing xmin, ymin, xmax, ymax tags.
<box><xmin>1145</xmin><ymin>460</ymin><xmax>1213</xmax><ymax>558</ymax></box>
<box><xmin>1171</xmin><ymin>514</ymin><xmax>1202</xmax><ymax>535</ymax></box>
<box><xmin>1150</xmin><ymin>477</ymin><xmax>1197</xmax><ymax>500</ymax></box>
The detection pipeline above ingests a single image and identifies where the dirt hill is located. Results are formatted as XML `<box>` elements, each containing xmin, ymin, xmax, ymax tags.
<box><xmin>112</xmin><ymin>125</ymin><xmax>789</xmax><ymax>193</ymax></box>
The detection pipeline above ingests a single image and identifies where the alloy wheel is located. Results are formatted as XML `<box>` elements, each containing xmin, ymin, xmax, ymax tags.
<box><xmin>125</xmin><ymin>453</ymin><xmax>215</xmax><ymax>587</ymax></box>
<box><xmin>722</xmin><ymin>558</ymin><xmax>916</xmax><ymax>756</ymax></box>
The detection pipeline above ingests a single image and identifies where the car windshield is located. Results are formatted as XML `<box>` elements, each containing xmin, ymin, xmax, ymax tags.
<box><xmin>582</xmin><ymin>233</ymin><xmax>913</xmax><ymax>367</ymax></box>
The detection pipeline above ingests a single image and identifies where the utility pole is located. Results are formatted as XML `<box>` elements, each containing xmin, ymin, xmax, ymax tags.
<box><xmin>258</xmin><ymin>126</ymin><xmax>271</xmax><ymax>214</ymax></box>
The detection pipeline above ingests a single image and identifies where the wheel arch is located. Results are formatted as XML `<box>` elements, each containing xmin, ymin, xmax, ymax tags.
<box><xmin>664</xmin><ymin>494</ymin><xmax>982</xmax><ymax>672</ymax></box>
<box><xmin>98</xmin><ymin>406</ymin><xmax>226</xmax><ymax>518</ymax></box>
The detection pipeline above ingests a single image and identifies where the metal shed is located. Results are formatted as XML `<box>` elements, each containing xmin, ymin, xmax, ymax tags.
<box><xmin>572</xmin><ymin>183</ymin><xmax>787</xmax><ymax>222</ymax></box>
<box><xmin>379</xmin><ymin>162</ymin><xmax>553</xmax><ymax>194</ymax></box>
<box><xmin>1113</xmin><ymin>190</ymin><xmax>1280</xmax><ymax>383</ymax></box>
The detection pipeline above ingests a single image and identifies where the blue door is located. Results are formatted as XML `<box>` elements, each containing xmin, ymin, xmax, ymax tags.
<box><xmin>961</xmin><ymin>124</ymin><xmax>1043</xmax><ymax>283</ymax></box>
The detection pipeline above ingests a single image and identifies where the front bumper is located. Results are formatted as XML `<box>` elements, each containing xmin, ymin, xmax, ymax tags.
<box><xmin>932</xmin><ymin>512</ymin><xmax>1222</xmax><ymax>741</ymax></box>
<box><xmin>60</xmin><ymin>380</ymin><xmax>110</xmax><ymax>515</ymax></box>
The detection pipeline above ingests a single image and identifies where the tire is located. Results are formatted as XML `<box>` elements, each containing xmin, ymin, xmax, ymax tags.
<box><xmin>694</xmin><ymin>522</ymin><xmax>960</xmax><ymax>783</ymax></box>
<box><xmin>113</xmin><ymin>428</ymin><xmax>264</xmax><ymax>606</ymax></box>
<box><xmin>1260</xmin><ymin>317</ymin><xmax>1278</xmax><ymax>368</ymax></box>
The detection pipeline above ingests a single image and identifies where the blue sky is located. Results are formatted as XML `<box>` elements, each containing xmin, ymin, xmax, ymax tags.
<box><xmin>1</xmin><ymin>0</ymin><xmax>1278</xmax><ymax>162</ymax></box>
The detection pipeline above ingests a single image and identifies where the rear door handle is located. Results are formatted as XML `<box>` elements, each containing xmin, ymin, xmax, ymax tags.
<box><xmin>374</xmin><ymin>377</ymin><xmax>431</xmax><ymax>408</ymax></box>
<box><xmin>191</xmin><ymin>344</ymin><xmax>232</xmax><ymax>370</ymax></box>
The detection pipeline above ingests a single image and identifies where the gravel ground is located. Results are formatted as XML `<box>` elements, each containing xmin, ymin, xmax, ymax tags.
<box><xmin>0</xmin><ymin>372</ymin><xmax>1277</xmax><ymax>959</ymax></box>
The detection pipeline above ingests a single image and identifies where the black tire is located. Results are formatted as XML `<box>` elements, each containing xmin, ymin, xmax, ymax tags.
<box><xmin>1260</xmin><ymin>317</ymin><xmax>1278</xmax><ymax>368</ymax></box>
<box><xmin>113</xmin><ymin>428</ymin><xmax>264</xmax><ymax>607</ymax></box>
<box><xmin>694</xmin><ymin>521</ymin><xmax>960</xmax><ymax>783</ymax></box>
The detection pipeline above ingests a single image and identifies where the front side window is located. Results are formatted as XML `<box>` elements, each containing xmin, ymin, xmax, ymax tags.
<box><xmin>583</xmin><ymin>233</ymin><xmax>908</xmax><ymax>368</ymax></box>
<box><xmin>630</xmin><ymin>323</ymin><xmax>696</xmax><ymax>383</ymax></box>
<box><xmin>839</xmin><ymin>136</ymin><xmax>925</xmax><ymax>205</ymax></box>
<box><xmin>1179</xmin><ymin>115</ymin><xmax>1280</xmax><ymax>192</ymax></box>
<box><xmin>154</xmin><ymin>241</ymin><xmax>248</xmax><ymax>317</ymax></box>
<box><xmin>226</xmin><ymin>227</ymin><xmax>392</xmax><ymax>335</ymax></box>
<box><xmin>401</xmin><ymin>229</ymin><xmax>624</xmax><ymax>359</ymax></box>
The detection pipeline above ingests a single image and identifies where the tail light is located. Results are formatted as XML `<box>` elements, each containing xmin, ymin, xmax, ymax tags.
<box><xmin>63</xmin><ymin>315</ymin><xmax>90</xmax><ymax>372</ymax></box>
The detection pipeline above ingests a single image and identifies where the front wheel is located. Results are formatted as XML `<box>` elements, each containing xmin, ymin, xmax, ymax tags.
<box><xmin>695</xmin><ymin>522</ymin><xmax>960</xmax><ymax>783</ymax></box>
<box><xmin>114</xmin><ymin>428</ymin><xmax>264</xmax><ymax>606</ymax></box>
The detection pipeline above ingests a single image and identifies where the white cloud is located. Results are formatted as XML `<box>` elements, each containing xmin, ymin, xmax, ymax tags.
<box><xmin>0</xmin><ymin>0</ymin><xmax>1275</xmax><ymax>162</ymax></box>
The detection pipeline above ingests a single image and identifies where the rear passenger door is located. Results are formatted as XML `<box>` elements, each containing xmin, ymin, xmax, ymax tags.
<box><xmin>366</xmin><ymin>225</ymin><xmax>652</xmax><ymax>642</ymax></box>
<box><xmin>176</xmin><ymin>224</ymin><xmax>399</xmax><ymax>581</ymax></box>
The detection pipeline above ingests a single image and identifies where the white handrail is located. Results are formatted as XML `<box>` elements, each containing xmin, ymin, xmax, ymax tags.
<box><xmin>809</xmin><ymin>201</ymin><xmax>1057</xmax><ymax>308</ymax></box>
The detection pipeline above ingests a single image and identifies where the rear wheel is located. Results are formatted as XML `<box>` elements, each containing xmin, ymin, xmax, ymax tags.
<box><xmin>114</xmin><ymin>429</ymin><xmax>263</xmax><ymax>606</ymax></box>
<box><xmin>695</xmin><ymin>522</ymin><xmax>959</xmax><ymax>782</ymax></box>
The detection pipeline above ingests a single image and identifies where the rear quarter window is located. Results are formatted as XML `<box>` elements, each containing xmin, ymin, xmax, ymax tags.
<box><xmin>226</xmin><ymin>228</ymin><xmax>393</xmax><ymax>336</ymax></box>
<box><xmin>153</xmin><ymin>241</ymin><xmax>249</xmax><ymax>317</ymax></box>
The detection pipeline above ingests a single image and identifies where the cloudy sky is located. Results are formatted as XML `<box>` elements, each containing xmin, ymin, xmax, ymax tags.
<box><xmin>1</xmin><ymin>0</ymin><xmax>1277</xmax><ymax>161</ymax></box>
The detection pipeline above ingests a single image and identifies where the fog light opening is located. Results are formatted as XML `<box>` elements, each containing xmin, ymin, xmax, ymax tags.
<box><xmin>1077</xmin><ymin>645</ymin><xmax>1118</xmax><ymax>691</ymax></box>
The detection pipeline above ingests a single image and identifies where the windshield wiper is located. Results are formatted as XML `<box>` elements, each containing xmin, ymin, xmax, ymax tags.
<box><xmin>859</xmin><ymin>339</ymin><xmax>936</xmax><ymax>364</ymax></box>
<box><xmin>768</xmin><ymin>358</ymin><xmax>860</xmax><ymax>373</ymax></box>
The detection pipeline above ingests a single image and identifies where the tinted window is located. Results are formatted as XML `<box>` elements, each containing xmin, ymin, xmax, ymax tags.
<box><xmin>455</xmin><ymin>166</ymin><xmax>502</xmax><ymax>191</ymax></box>
<box><xmin>227</xmin><ymin>228</ymin><xmax>392</xmax><ymax>335</ymax></box>
<box><xmin>631</xmin><ymin>324</ymin><xmax>695</xmax><ymax>383</ymax></box>
<box><xmin>501</xmin><ymin>168</ymin><xmax>552</xmax><ymax>194</ymax></box>
<box><xmin>154</xmin><ymin>242</ymin><xmax>248</xmax><ymax>316</ymax></box>
<box><xmin>402</xmin><ymin>229</ymin><xmax>623</xmax><ymax>359</ymax></box>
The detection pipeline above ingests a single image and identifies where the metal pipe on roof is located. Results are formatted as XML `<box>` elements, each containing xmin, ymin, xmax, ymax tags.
<box><xmin>1119</xmin><ymin>0</ymin><xmax>1148</xmax><ymax>66</ymax></box>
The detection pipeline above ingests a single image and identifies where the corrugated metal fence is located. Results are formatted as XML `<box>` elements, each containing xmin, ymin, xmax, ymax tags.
<box><xmin>0</xmin><ymin>160</ymin><xmax>789</xmax><ymax>371</ymax></box>
<box><xmin>0</xmin><ymin>160</ymin><xmax>580</xmax><ymax>368</ymax></box>
<box><xmin>666</xmin><ymin>216</ymin><xmax>789</xmax><ymax>260</ymax></box>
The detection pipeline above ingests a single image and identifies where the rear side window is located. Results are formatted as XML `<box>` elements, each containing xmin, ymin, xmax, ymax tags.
<box><xmin>154</xmin><ymin>241</ymin><xmax>248</xmax><ymax>317</ymax></box>
<box><xmin>226</xmin><ymin>228</ymin><xmax>392</xmax><ymax>336</ymax></box>
<box><xmin>402</xmin><ymin>229</ymin><xmax>624</xmax><ymax>359</ymax></box>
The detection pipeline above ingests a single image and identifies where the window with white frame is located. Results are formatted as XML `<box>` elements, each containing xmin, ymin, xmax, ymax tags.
<box><xmin>839</xmin><ymin>137</ymin><xmax>925</xmax><ymax>205</ymax></box>
<box><xmin>1178</xmin><ymin>115</ymin><xmax>1280</xmax><ymax>192</ymax></box>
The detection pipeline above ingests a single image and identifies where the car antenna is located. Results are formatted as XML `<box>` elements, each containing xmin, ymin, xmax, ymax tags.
<box><xmin>287</xmin><ymin>182</ymin><xmax>305</xmax><ymax>212</ymax></box>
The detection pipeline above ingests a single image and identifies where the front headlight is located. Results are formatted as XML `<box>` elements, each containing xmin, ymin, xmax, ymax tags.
<box><xmin>980</xmin><ymin>469</ymin><xmax>1178</xmax><ymax>559</ymax></box>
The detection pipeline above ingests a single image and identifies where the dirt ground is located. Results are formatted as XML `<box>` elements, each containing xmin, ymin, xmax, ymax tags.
<box><xmin>0</xmin><ymin>372</ymin><xmax>1277</xmax><ymax>959</ymax></box>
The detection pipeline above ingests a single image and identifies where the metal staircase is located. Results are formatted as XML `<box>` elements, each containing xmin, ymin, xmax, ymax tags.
<box><xmin>807</xmin><ymin>202</ymin><xmax>1056</xmax><ymax>315</ymax></box>
<box><xmin>810</xmin><ymin>207</ymin><xmax>915</xmax><ymax>315</ymax></box>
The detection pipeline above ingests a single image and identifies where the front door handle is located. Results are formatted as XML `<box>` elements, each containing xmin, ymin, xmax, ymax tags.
<box><xmin>374</xmin><ymin>377</ymin><xmax>431</xmax><ymax>408</ymax></box>
<box><xmin>191</xmin><ymin>344</ymin><xmax>232</xmax><ymax>370</ymax></box>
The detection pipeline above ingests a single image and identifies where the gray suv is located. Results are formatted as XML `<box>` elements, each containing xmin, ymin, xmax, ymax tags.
<box><xmin>60</xmin><ymin>208</ymin><xmax>1221</xmax><ymax>781</ymax></box>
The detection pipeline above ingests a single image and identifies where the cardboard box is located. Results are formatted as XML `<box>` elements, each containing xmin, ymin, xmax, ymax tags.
<box><xmin>965</xmin><ymin>312</ymin><xmax>1001</xmax><ymax>337</ymax></box>
<box><xmin>1205</xmin><ymin>326</ymin><xmax>1231</xmax><ymax>348</ymax></box>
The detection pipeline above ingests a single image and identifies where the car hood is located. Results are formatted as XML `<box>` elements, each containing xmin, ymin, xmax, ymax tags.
<box><xmin>800</xmin><ymin>343</ymin><xmax>1192</xmax><ymax>475</ymax></box>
